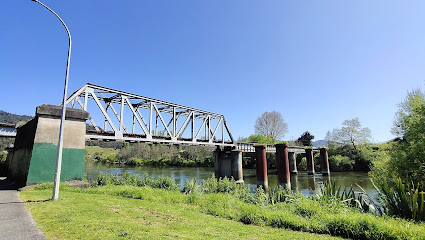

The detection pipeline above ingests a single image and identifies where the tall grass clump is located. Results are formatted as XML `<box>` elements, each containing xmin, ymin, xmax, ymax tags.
<box><xmin>315</xmin><ymin>180</ymin><xmax>377</xmax><ymax>213</ymax></box>
<box><xmin>374</xmin><ymin>175</ymin><xmax>425</xmax><ymax>221</ymax></box>
<box><xmin>90</xmin><ymin>171</ymin><xmax>178</xmax><ymax>191</ymax></box>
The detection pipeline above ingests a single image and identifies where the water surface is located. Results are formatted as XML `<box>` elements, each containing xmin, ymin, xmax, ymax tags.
<box><xmin>85</xmin><ymin>162</ymin><xmax>377</xmax><ymax>197</ymax></box>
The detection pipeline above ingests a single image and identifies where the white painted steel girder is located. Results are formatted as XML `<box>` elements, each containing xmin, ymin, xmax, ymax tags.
<box><xmin>65</xmin><ymin>83</ymin><xmax>235</xmax><ymax>146</ymax></box>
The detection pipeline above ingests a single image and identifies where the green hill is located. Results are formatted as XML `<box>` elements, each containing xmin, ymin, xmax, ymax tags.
<box><xmin>0</xmin><ymin>110</ymin><xmax>33</xmax><ymax>124</ymax></box>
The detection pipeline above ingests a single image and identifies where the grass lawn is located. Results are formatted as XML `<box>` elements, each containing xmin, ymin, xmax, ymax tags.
<box><xmin>21</xmin><ymin>187</ymin><xmax>341</xmax><ymax>240</ymax></box>
<box><xmin>85</xmin><ymin>146</ymin><xmax>118</xmax><ymax>160</ymax></box>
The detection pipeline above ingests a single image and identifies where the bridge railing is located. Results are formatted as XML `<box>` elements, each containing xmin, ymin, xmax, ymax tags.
<box><xmin>236</xmin><ymin>142</ymin><xmax>317</xmax><ymax>153</ymax></box>
<box><xmin>65</xmin><ymin>83</ymin><xmax>235</xmax><ymax>146</ymax></box>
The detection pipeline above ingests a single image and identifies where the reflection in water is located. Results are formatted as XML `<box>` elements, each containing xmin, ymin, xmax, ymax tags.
<box><xmin>307</xmin><ymin>176</ymin><xmax>317</xmax><ymax>191</ymax></box>
<box><xmin>85</xmin><ymin>162</ymin><xmax>376</xmax><ymax>197</ymax></box>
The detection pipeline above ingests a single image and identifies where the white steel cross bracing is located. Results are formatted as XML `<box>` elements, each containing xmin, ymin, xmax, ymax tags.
<box><xmin>65</xmin><ymin>83</ymin><xmax>235</xmax><ymax>146</ymax></box>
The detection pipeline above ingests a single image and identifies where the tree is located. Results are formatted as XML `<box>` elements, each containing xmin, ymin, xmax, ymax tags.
<box><xmin>387</xmin><ymin>89</ymin><xmax>425</xmax><ymax>183</ymax></box>
<box><xmin>326</xmin><ymin>118</ymin><xmax>372</xmax><ymax>171</ymax></box>
<box><xmin>327</xmin><ymin>118</ymin><xmax>371</xmax><ymax>150</ymax></box>
<box><xmin>297</xmin><ymin>131</ymin><xmax>315</xmax><ymax>146</ymax></box>
<box><xmin>254</xmin><ymin>111</ymin><xmax>288</xmax><ymax>140</ymax></box>
<box><xmin>238</xmin><ymin>134</ymin><xmax>278</xmax><ymax>145</ymax></box>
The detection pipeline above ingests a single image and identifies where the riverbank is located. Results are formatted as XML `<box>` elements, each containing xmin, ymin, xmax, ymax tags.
<box><xmin>20</xmin><ymin>176</ymin><xmax>425</xmax><ymax>240</ymax></box>
<box><xmin>20</xmin><ymin>185</ymin><xmax>340</xmax><ymax>240</ymax></box>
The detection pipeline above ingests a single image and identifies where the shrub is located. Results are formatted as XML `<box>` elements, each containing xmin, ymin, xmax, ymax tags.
<box><xmin>374</xmin><ymin>176</ymin><xmax>425</xmax><ymax>221</ymax></box>
<box><xmin>90</xmin><ymin>171</ymin><xmax>178</xmax><ymax>191</ymax></box>
<box><xmin>329</xmin><ymin>154</ymin><xmax>354</xmax><ymax>171</ymax></box>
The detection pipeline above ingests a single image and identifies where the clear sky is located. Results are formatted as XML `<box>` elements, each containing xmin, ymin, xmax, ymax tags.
<box><xmin>1</xmin><ymin>1</ymin><xmax>425</xmax><ymax>142</ymax></box>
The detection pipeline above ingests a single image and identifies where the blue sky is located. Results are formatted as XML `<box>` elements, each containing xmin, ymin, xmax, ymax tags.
<box><xmin>1</xmin><ymin>1</ymin><xmax>425</xmax><ymax>142</ymax></box>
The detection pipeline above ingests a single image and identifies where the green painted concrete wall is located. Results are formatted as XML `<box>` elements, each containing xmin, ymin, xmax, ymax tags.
<box><xmin>26</xmin><ymin>142</ymin><xmax>85</xmax><ymax>184</ymax></box>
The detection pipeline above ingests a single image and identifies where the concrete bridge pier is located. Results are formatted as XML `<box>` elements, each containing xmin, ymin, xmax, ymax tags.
<box><xmin>306</xmin><ymin>148</ymin><xmax>315</xmax><ymax>175</ymax></box>
<box><xmin>275</xmin><ymin>143</ymin><xmax>290</xmax><ymax>189</ymax></box>
<box><xmin>214</xmin><ymin>146</ymin><xmax>244</xmax><ymax>183</ymax></box>
<box><xmin>320</xmin><ymin>148</ymin><xmax>330</xmax><ymax>175</ymax></box>
<box><xmin>254</xmin><ymin>145</ymin><xmax>268</xmax><ymax>191</ymax></box>
<box><xmin>231</xmin><ymin>150</ymin><xmax>244</xmax><ymax>184</ymax></box>
<box><xmin>288</xmin><ymin>152</ymin><xmax>298</xmax><ymax>174</ymax></box>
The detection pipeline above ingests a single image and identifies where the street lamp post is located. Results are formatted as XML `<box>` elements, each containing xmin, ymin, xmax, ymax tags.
<box><xmin>31</xmin><ymin>0</ymin><xmax>71</xmax><ymax>200</ymax></box>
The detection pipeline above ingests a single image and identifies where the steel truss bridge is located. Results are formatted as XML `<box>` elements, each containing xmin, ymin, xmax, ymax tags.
<box><xmin>0</xmin><ymin>83</ymin><xmax>314</xmax><ymax>153</ymax></box>
<box><xmin>66</xmin><ymin>83</ymin><xmax>235</xmax><ymax>147</ymax></box>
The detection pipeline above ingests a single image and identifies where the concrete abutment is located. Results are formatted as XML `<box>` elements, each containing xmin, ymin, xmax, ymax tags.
<box><xmin>6</xmin><ymin>104</ymin><xmax>89</xmax><ymax>185</ymax></box>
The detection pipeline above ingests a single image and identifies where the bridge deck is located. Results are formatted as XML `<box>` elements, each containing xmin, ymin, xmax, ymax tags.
<box><xmin>0</xmin><ymin>123</ymin><xmax>16</xmax><ymax>138</ymax></box>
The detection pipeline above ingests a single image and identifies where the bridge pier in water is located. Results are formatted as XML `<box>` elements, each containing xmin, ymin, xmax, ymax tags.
<box><xmin>254</xmin><ymin>145</ymin><xmax>268</xmax><ymax>191</ymax></box>
<box><xmin>275</xmin><ymin>143</ymin><xmax>290</xmax><ymax>189</ymax></box>
<box><xmin>288</xmin><ymin>152</ymin><xmax>298</xmax><ymax>174</ymax></box>
<box><xmin>320</xmin><ymin>148</ymin><xmax>330</xmax><ymax>175</ymax></box>
<box><xmin>214</xmin><ymin>147</ymin><xmax>244</xmax><ymax>184</ymax></box>
<box><xmin>305</xmin><ymin>148</ymin><xmax>315</xmax><ymax>175</ymax></box>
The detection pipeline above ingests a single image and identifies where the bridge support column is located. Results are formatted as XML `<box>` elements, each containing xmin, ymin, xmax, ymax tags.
<box><xmin>231</xmin><ymin>150</ymin><xmax>244</xmax><ymax>184</ymax></box>
<box><xmin>306</xmin><ymin>148</ymin><xmax>315</xmax><ymax>175</ymax></box>
<box><xmin>214</xmin><ymin>146</ymin><xmax>222</xmax><ymax>178</ymax></box>
<box><xmin>214</xmin><ymin>147</ymin><xmax>243</xmax><ymax>183</ymax></box>
<box><xmin>254</xmin><ymin>145</ymin><xmax>268</xmax><ymax>191</ymax></box>
<box><xmin>288</xmin><ymin>152</ymin><xmax>298</xmax><ymax>174</ymax></box>
<box><xmin>275</xmin><ymin>143</ymin><xmax>290</xmax><ymax>189</ymax></box>
<box><xmin>320</xmin><ymin>148</ymin><xmax>330</xmax><ymax>175</ymax></box>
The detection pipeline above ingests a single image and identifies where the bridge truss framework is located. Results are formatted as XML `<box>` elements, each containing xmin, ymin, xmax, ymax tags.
<box><xmin>65</xmin><ymin>83</ymin><xmax>235</xmax><ymax>146</ymax></box>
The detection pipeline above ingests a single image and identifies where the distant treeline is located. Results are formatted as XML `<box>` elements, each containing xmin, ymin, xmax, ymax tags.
<box><xmin>86</xmin><ymin>141</ymin><xmax>215</xmax><ymax>167</ymax></box>
<box><xmin>0</xmin><ymin>110</ymin><xmax>32</xmax><ymax>125</ymax></box>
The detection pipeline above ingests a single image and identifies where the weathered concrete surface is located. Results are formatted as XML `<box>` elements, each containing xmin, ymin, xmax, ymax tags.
<box><xmin>320</xmin><ymin>148</ymin><xmax>330</xmax><ymax>175</ymax></box>
<box><xmin>288</xmin><ymin>152</ymin><xmax>298</xmax><ymax>174</ymax></box>
<box><xmin>0</xmin><ymin>178</ymin><xmax>46</xmax><ymax>240</ymax></box>
<box><xmin>5</xmin><ymin>118</ymin><xmax>38</xmax><ymax>184</ymax></box>
<box><xmin>36</xmin><ymin>104</ymin><xmax>89</xmax><ymax>121</ymax></box>
<box><xmin>6</xmin><ymin>104</ymin><xmax>89</xmax><ymax>185</ymax></box>
<box><xmin>306</xmin><ymin>148</ymin><xmax>315</xmax><ymax>175</ymax></box>
<box><xmin>231</xmin><ymin>150</ymin><xmax>244</xmax><ymax>184</ymax></box>
<box><xmin>214</xmin><ymin>147</ymin><xmax>244</xmax><ymax>183</ymax></box>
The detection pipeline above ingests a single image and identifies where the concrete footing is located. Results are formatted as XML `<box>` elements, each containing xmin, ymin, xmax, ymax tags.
<box><xmin>254</xmin><ymin>145</ymin><xmax>268</xmax><ymax>191</ymax></box>
<box><xmin>275</xmin><ymin>143</ymin><xmax>290</xmax><ymax>189</ymax></box>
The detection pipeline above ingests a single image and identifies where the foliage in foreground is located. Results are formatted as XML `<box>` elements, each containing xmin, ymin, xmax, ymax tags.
<box><xmin>86</xmin><ymin>172</ymin><xmax>425</xmax><ymax>239</ymax></box>
<box><xmin>373</xmin><ymin>176</ymin><xmax>425</xmax><ymax>222</ymax></box>
<box><xmin>22</xmin><ymin>187</ymin><xmax>336</xmax><ymax>240</ymax></box>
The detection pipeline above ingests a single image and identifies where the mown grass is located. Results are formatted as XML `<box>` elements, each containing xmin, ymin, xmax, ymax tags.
<box><xmin>20</xmin><ymin>185</ymin><xmax>340</xmax><ymax>240</ymax></box>
<box><xmin>21</xmin><ymin>173</ymin><xmax>425</xmax><ymax>240</ymax></box>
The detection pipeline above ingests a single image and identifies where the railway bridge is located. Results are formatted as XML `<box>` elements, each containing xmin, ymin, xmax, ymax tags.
<box><xmin>3</xmin><ymin>83</ymin><xmax>329</xmax><ymax>189</ymax></box>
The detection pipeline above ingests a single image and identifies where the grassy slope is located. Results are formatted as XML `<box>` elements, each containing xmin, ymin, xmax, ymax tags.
<box><xmin>21</xmin><ymin>187</ymin><xmax>341</xmax><ymax>240</ymax></box>
<box><xmin>85</xmin><ymin>146</ymin><xmax>118</xmax><ymax>159</ymax></box>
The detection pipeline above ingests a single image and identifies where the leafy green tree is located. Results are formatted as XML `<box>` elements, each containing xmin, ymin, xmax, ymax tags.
<box><xmin>327</xmin><ymin>118</ymin><xmax>371</xmax><ymax>150</ymax></box>
<box><xmin>297</xmin><ymin>131</ymin><xmax>314</xmax><ymax>146</ymax></box>
<box><xmin>326</xmin><ymin>118</ymin><xmax>372</xmax><ymax>171</ymax></box>
<box><xmin>387</xmin><ymin>89</ymin><xmax>425</xmax><ymax>183</ymax></box>
<box><xmin>238</xmin><ymin>134</ymin><xmax>278</xmax><ymax>145</ymax></box>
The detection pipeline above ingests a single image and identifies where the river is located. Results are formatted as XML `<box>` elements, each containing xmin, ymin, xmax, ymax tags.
<box><xmin>85</xmin><ymin>162</ymin><xmax>378</xmax><ymax>198</ymax></box>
